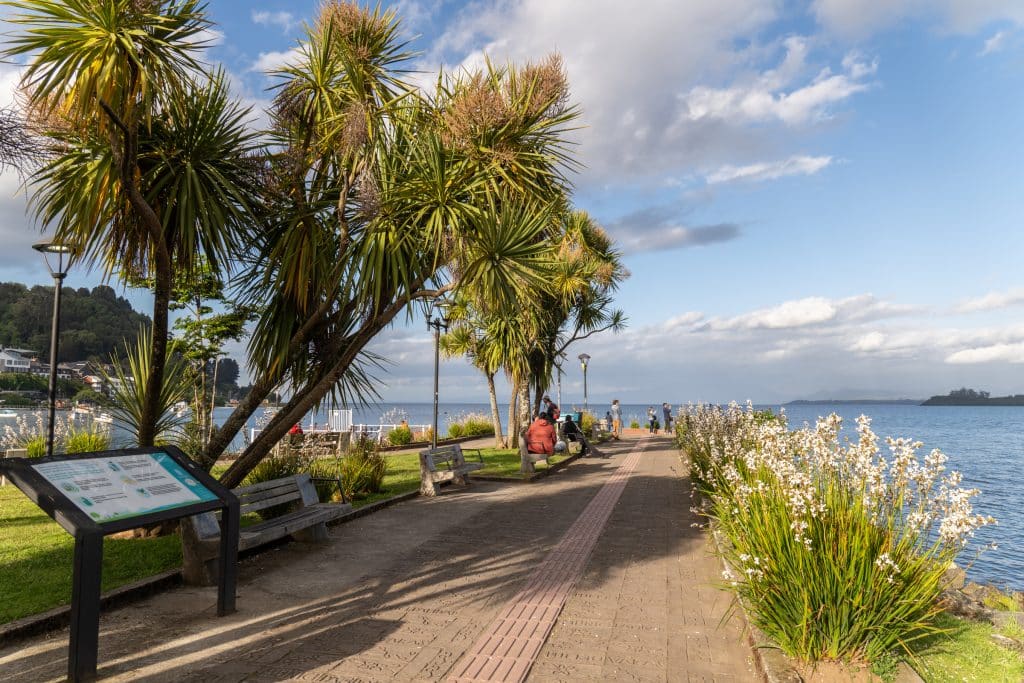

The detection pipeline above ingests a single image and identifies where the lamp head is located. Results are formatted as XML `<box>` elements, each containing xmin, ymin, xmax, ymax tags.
<box><xmin>578</xmin><ymin>352</ymin><xmax>590</xmax><ymax>370</ymax></box>
<box><xmin>33</xmin><ymin>238</ymin><xmax>75</xmax><ymax>278</ymax></box>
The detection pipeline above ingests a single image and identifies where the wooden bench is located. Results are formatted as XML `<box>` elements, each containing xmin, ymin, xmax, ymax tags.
<box><xmin>519</xmin><ymin>429</ymin><xmax>551</xmax><ymax>474</ymax></box>
<box><xmin>419</xmin><ymin>444</ymin><xmax>484</xmax><ymax>496</ymax></box>
<box><xmin>180</xmin><ymin>472</ymin><xmax>352</xmax><ymax>585</ymax></box>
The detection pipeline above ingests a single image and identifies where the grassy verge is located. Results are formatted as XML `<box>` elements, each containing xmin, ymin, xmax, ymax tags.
<box><xmin>0</xmin><ymin>484</ymin><xmax>181</xmax><ymax>624</ymax></box>
<box><xmin>908</xmin><ymin>612</ymin><xmax>1024</xmax><ymax>682</ymax></box>
<box><xmin>1</xmin><ymin>447</ymin><xmax>567</xmax><ymax>625</ymax></box>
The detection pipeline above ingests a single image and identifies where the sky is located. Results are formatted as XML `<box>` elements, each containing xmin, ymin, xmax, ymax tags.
<box><xmin>2</xmin><ymin>0</ymin><xmax>1024</xmax><ymax>406</ymax></box>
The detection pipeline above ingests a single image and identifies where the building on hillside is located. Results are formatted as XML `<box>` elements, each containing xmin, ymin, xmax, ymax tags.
<box><xmin>0</xmin><ymin>348</ymin><xmax>31</xmax><ymax>373</ymax></box>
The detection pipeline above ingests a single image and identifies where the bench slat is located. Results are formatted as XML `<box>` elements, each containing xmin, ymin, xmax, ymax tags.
<box><xmin>240</xmin><ymin>490</ymin><xmax>303</xmax><ymax>515</ymax></box>
<box><xmin>234</xmin><ymin>477</ymin><xmax>303</xmax><ymax>497</ymax></box>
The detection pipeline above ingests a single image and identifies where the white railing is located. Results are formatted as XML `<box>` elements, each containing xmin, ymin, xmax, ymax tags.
<box><xmin>249</xmin><ymin>422</ymin><xmax>433</xmax><ymax>446</ymax></box>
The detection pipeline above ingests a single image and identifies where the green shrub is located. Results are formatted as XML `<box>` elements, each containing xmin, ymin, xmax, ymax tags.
<box><xmin>680</xmin><ymin>404</ymin><xmax>996</xmax><ymax>664</ymax></box>
<box><xmin>23</xmin><ymin>435</ymin><xmax>47</xmax><ymax>458</ymax></box>
<box><xmin>339</xmin><ymin>437</ymin><xmax>388</xmax><ymax>499</ymax></box>
<box><xmin>387</xmin><ymin>425</ymin><xmax>412</xmax><ymax>445</ymax></box>
<box><xmin>461</xmin><ymin>416</ymin><xmax>493</xmax><ymax>437</ymax></box>
<box><xmin>629</xmin><ymin>420</ymin><xmax>639</xmax><ymax>429</ymax></box>
<box><xmin>580</xmin><ymin>412</ymin><xmax>595</xmax><ymax>433</ymax></box>
<box><xmin>243</xmin><ymin>453</ymin><xmax>304</xmax><ymax>519</ymax></box>
<box><xmin>447</xmin><ymin>423</ymin><xmax>464</xmax><ymax>438</ymax></box>
<box><xmin>63</xmin><ymin>428</ymin><xmax>110</xmax><ymax>454</ymax></box>
<box><xmin>306</xmin><ymin>458</ymin><xmax>345</xmax><ymax>503</ymax></box>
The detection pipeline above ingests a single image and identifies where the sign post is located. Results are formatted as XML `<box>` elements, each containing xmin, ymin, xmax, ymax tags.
<box><xmin>0</xmin><ymin>446</ymin><xmax>239</xmax><ymax>682</ymax></box>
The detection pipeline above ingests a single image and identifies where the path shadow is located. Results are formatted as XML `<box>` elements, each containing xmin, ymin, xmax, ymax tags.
<box><xmin>0</xmin><ymin>436</ymin><xmax>707</xmax><ymax>681</ymax></box>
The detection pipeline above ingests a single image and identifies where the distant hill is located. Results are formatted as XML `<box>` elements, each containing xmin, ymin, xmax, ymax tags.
<box><xmin>785</xmin><ymin>399</ymin><xmax>922</xmax><ymax>406</ymax></box>
<box><xmin>922</xmin><ymin>388</ymin><xmax>1024</xmax><ymax>406</ymax></box>
<box><xmin>0</xmin><ymin>283</ymin><xmax>150</xmax><ymax>361</ymax></box>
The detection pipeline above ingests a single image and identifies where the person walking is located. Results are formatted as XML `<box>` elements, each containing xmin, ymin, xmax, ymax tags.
<box><xmin>610</xmin><ymin>399</ymin><xmax>622</xmax><ymax>440</ymax></box>
<box><xmin>647</xmin><ymin>406</ymin><xmax>657</xmax><ymax>434</ymax></box>
<box><xmin>662</xmin><ymin>402</ymin><xmax>673</xmax><ymax>434</ymax></box>
<box><xmin>541</xmin><ymin>395</ymin><xmax>560</xmax><ymax>423</ymax></box>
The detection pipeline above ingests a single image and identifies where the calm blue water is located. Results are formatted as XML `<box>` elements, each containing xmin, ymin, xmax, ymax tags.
<box><xmin>763</xmin><ymin>403</ymin><xmax>1022</xmax><ymax>591</ymax></box>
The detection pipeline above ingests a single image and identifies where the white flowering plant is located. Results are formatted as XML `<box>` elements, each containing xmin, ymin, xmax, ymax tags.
<box><xmin>679</xmin><ymin>402</ymin><xmax>996</xmax><ymax>663</ymax></box>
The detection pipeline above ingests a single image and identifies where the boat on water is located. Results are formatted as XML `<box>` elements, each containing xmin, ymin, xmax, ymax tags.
<box><xmin>0</xmin><ymin>409</ymin><xmax>17</xmax><ymax>418</ymax></box>
<box><xmin>94</xmin><ymin>413</ymin><xmax>113</xmax><ymax>425</ymax></box>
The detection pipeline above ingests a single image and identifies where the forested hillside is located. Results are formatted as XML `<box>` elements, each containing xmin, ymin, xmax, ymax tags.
<box><xmin>0</xmin><ymin>283</ymin><xmax>150</xmax><ymax>360</ymax></box>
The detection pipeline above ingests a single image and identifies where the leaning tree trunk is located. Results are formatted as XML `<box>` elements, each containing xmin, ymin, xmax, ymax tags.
<box><xmin>486</xmin><ymin>372</ymin><xmax>505</xmax><ymax>447</ymax></box>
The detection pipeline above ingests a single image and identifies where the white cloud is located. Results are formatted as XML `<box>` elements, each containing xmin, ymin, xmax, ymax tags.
<box><xmin>954</xmin><ymin>288</ymin><xmax>1024</xmax><ymax>313</ymax></box>
<box><xmin>252</xmin><ymin>11</ymin><xmax>299</xmax><ymax>33</ymax></box>
<box><xmin>850</xmin><ymin>331</ymin><xmax>886</xmax><ymax>352</ymax></box>
<box><xmin>682</xmin><ymin>51</ymin><xmax>875</xmax><ymax>126</ymax></box>
<box><xmin>704</xmin><ymin>294</ymin><xmax>918</xmax><ymax>332</ymax></box>
<box><xmin>250</xmin><ymin>48</ymin><xmax>303</xmax><ymax>74</ymax></box>
<box><xmin>706</xmin><ymin>154</ymin><xmax>833</xmax><ymax>184</ymax></box>
<box><xmin>947</xmin><ymin>342</ymin><xmax>1024</xmax><ymax>364</ymax></box>
<box><xmin>980</xmin><ymin>29</ymin><xmax>1011</xmax><ymax>55</ymax></box>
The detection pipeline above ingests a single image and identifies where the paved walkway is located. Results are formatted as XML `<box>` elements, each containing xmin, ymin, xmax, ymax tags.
<box><xmin>0</xmin><ymin>436</ymin><xmax>756</xmax><ymax>682</ymax></box>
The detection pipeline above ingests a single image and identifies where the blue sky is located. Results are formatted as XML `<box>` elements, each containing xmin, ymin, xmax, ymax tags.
<box><xmin>3</xmin><ymin>0</ymin><xmax>1024</xmax><ymax>406</ymax></box>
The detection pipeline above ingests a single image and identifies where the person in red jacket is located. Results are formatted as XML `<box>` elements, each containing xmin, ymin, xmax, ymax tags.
<box><xmin>525</xmin><ymin>411</ymin><xmax>556</xmax><ymax>455</ymax></box>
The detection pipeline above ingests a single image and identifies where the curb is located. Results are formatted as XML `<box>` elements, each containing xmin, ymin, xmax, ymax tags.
<box><xmin>0</xmin><ymin>569</ymin><xmax>183</xmax><ymax>647</ymax></box>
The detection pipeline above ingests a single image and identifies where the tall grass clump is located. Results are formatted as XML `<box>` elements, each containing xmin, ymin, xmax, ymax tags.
<box><xmin>447</xmin><ymin>412</ymin><xmax>494</xmax><ymax>438</ymax></box>
<box><xmin>339</xmin><ymin>437</ymin><xmax>388</xmax><ymax>500</ymax></box>
<box><xmin>679</xmin><ymin>403</ymin><xmax>997</xmax><ymax>664</ymax></box>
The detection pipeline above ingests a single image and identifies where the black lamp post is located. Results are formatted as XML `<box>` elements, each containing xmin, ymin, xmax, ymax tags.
<box><xmin>33</xmin><ymin>238</ymin><xmax>74</xmax><ymax>457</ymax></box>
<box><xmin>427</xmin><ymin>298</ymin><xmax>451</xmax><ymax>450</ymax></box>
<box><xmin>578</xmin><ymin>352</ymin><xmax>590</xmax><ymax>414</ymax></box>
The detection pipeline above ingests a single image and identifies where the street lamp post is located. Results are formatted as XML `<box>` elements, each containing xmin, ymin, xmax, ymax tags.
<box><xmin>33</xmin><ymin>239</ymin><xmax>74</xmax><ymax>457</ymax></box>
<box><xmin>578</xmin><ymin>353</ymin><xmax>590</xmax><ymax>414</ymax></box>
<box><xmin>427</xmin><ymin>299</ymin><xmax>451</xmax><ymax>451</ymax></box>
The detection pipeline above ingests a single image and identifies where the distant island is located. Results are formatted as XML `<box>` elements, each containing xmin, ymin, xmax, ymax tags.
<box><xmin>785</xmin><ymin>399</ymin><xmax>921</xmax><ymax>406</ymax></box>
<box><xmin>921</xmin><ymin>388</ymin><xmax>1024</xmax><ymax>406</ymax></box>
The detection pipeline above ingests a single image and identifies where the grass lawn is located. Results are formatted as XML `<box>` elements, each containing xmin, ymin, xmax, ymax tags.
<box><xmin>0</xmin><ymin>447</ymin><xmax>559</xmax><ymax>625</ymax></box>
<box><xmin>909</xmin><ymin>612</ymin><xmax>1024</xmax><ymax>682</ymax></box>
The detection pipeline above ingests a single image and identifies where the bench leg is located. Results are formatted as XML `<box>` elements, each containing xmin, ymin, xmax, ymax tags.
<box><xmin>453</xmin><ymin>473</ymin><xmax>468</xmax><ymax>486</ymax></box>
<box><xmin>520</xmin><ymin>457</ymin><xmax>536</xmax><ymax>474</ymax></box>
<box><xmin>420</xmin><ymin>478</ymin><xmax>440</xmax><ymax>496</ymax></box>
<box><xmin>293</xmin><ymin>521</ymin><xmax>329</xmax><ymax>544</ymax></box>
<box><xmin>180</xmin><ymin>518</ymin><xmax>219</xmax><ymax>586</ymax></box>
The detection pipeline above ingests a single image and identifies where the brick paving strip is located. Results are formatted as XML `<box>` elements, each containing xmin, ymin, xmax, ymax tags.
<box><xmin>448</xmin><ymin>442</ymin><xmax>648</xmax><ymax>683</ymax></box>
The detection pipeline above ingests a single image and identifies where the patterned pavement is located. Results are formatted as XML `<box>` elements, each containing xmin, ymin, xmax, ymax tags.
<box><xmin>0</xmin><ymin>436</ymin><xmax>755</xmax><ymax>682</ymax></box>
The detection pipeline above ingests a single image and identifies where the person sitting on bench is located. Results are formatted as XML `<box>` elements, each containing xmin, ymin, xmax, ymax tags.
<box><xmin>562</xmin><ymin>414</ymin><xmax>595</xmax><ymax>456</ymax></box>
<box><xmin>526</xmin><ymin>411</ymin><xmax>557</xmax><ymax>456</ymax></box>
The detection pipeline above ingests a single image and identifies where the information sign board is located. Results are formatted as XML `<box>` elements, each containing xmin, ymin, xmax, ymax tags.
<box><xmin>32</xmin><ymin>451</ymin><xmax>219</xmax><ymax>524</ymax></box>
<box><xmin>0</xmin><ymin>446</ymin><xmax>238</xmax><ymax>683</ymax></box>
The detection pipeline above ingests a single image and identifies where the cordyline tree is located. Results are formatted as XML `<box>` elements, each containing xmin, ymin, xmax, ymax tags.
<box><xmin>5</xmin><ymin>0</ymin><xmax>262</xmax><ymax>446</ymax></box>
<box><xmin>5</xmin><ymin>0</ymin><xmax>587</xmax><ymax>485</ymax></box>
<box><xmin>441</xmin><ymin>209</ymin><xmax>627</xmax><ymax>448</ymax></box>
<box><xmin>205</xmin><ymin>4</ymin><xmax>580</xmax><ymax>487</ymax></box>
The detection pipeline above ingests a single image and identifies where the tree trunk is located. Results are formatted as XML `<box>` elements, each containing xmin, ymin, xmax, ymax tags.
<box><xmin>517</xmin><ymin>379</ymin><xmax>531</xmax><ymax>443</ymax></box>
<box><xmin>137</xmin><ymin>251</ymin><xmax>171</xmax><ymax>446</ymax></box>
<box><xmin>486</xmin><ymin>372</ymin><xmax>504</xmax><ymax>448</ymax></box>
<box><xmin>507</xmin><ymin>390</ymin><xmax>519</xmax><ymax>449</ymax></box>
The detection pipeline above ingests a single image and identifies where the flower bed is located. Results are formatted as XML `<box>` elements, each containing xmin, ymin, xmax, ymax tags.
<box><xmin>678</xmin><ymin>403</ymin><xmax>996</xmax><ymax>664</ymax></box>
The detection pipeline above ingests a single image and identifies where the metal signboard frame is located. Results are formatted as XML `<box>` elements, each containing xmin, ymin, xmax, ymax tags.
<box><xmin>0</xmin><ymin>445</ymin><xmax>239</xmax><ymax>682</ymax></box>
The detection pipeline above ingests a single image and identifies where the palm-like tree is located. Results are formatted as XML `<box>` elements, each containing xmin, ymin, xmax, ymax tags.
<box><xmin>214</xmin><ymin>3</ymin><xmax>581</xmax><ymax>486</ymax></box>
<box><xmin>5</xmin><ymin>0</ymin><xmax>261</xmax><ymax>446</ymax></box>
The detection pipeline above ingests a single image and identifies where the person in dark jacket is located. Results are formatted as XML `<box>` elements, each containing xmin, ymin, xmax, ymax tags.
<box><xmin>525</xmin><ymin>412</ymin><xmax>557</xmax><ymax>455</ymax></box>
<box><xmin>662</xmin><ymin>402</ymin><xmax>673</xmax><ymax>434</ymax></box>
<box><xmin>563</xmin><ymin>414</ymin><xmax>593</xmax><ymax>456</ymax></box>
